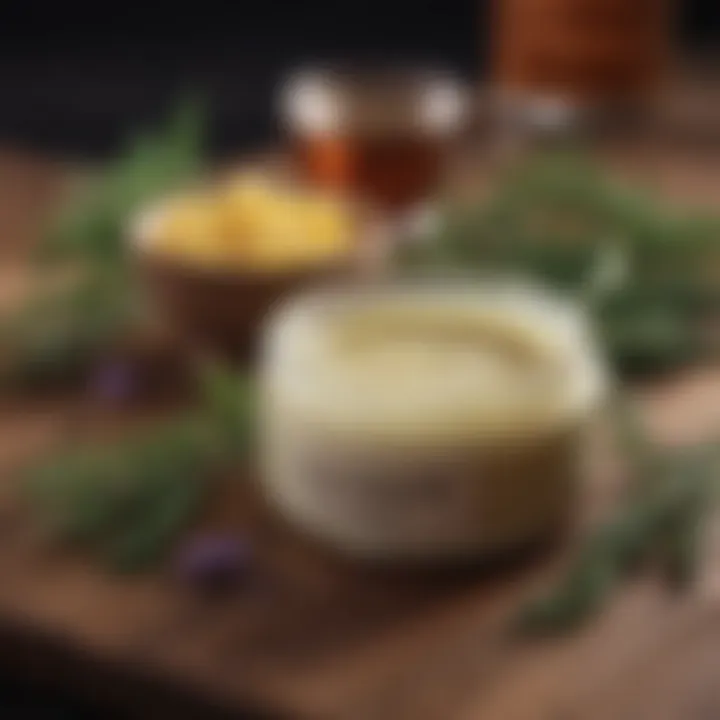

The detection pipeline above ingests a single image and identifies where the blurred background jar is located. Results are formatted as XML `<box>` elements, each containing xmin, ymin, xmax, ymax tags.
<box><xmin>279</xmin><ymin>67</ymin><xmax>468</xmax><ymax>218</ymax></box>
<box><xmin>492</xmin><ymin>0</ymin><xmax>674</xmax><ymax>132</ymax></box>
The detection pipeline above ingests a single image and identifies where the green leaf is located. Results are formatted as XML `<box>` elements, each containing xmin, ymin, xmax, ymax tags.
<box><xmin>410</xmin><ymin>150</ymin><xmax>720</xmax><ymax>375</ymax></box>
<box><xmin>518</xmin><ymin>550</ymin><xmax>616</xmax><ymax>635</ymax></box>
<box><xmin>106</xmin><ymin>472</ymin><xmax>205</xmax><ymax>573</ymax></box>
<box><xmin>196</xmin><ymin>361</ymin><xmax>255</xmax><ymax>454</ymax></box>
<box><xmin>515</xmin><ymin>423</ymin><xmax>720</xmax><ymax>637</ymax></box>
<box><xmin>38</xmin><ymin>96</ymin><xmax>207</xmax><ymax>266</ymax></box>
<box><xmin>9</xmin><ymin>97</ymin><xmax>208</xmax><ymax>389</ymax></box>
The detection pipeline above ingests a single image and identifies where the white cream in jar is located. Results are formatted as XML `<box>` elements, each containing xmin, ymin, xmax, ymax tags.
<box><xmin>259</xmin><ymin>281</ymin><xmax>607</xmax><ymax>561</ymax></box>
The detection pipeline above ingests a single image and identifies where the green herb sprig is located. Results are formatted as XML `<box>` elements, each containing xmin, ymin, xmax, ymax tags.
<box><xmin>39</xmin><ymin>96</ymin><xmax>205</xmax><ymax>267</ymax></box>
<box><xmin>517</xmin><ymin>398</ymin><xmax>719</xmax><ymax>636</ymax></box>
<box><xmin>1</xmin><ymin>98</ymin><xmax>207</xmax><ymax>389</ymax></box>
<box><xmin>25</xmin><ymin>362</ymin><xmax>253</xmax><ymax>572</ymax></box>
<box><xmin>402</xmin><ymin>152</ymin><xmax>720</xmax><ymax>375</ymax></box>
<box><xmin>0</xmin><ymin>271</ymin><xmax>138</xmax><ymax>390</ymax></box>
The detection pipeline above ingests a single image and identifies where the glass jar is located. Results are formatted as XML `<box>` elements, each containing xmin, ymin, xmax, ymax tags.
<box><xmin>259</xmin><ymin>280</ymin><xmax>607</xmax><ymax>562</ymax></box>
<box><xmin>279</xmin><ymin>66</ymin><xmax>468</xmax><ymax>215</ymax></box>
<box><xmin>492</xmin><ymin>0</ymin><xmax>673</xmax><ymax>131</ymax></box>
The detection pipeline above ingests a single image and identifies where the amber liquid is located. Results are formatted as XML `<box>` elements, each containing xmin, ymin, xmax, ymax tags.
<box><xmin>494</xmin><ymin>0</ymin><xmax>671</xmax><ymax>106</ymax></box>
<box><xmin>294</xmin><ymin>133</ymin><xmax>444</xmax><ymax>212</ymax></box>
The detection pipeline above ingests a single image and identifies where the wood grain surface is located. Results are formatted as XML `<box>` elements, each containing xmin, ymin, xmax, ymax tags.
<box><xmin>0</xmin><ymin>140</ymin><xmax>718</xmax><ymax>720</ymax></box>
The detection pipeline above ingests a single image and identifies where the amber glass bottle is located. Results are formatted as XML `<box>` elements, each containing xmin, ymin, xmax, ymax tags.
<box><xmin>493</xmin><ymin>0</ymin><xmax>672</xmax><ymax>111</ymax></box>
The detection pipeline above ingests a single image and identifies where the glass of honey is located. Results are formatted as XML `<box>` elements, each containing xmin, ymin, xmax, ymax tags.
<box><xmin>492</xmin><ymin>0</ymin><xmax>673</xmax><ymax>129</ymax></box>
<box><xmin>279</xmin><ymin>66</ymin><xmax>468</xmax><ymax>217</ymax></box>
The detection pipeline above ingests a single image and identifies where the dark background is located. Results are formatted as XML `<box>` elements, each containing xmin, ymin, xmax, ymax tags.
<box><xmin>0</xmin><ymin>0</ymin><xmax>717</xmax><ymax>159</ymax></box>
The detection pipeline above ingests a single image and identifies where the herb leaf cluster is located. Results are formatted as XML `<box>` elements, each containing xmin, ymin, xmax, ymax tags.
<box><xmin>1</xmin><ymin>98</ymin><xmax>206</xmax><ymax>389</ymax></box>
<box><xmin>402</xmin><ymin>153</ymin><xmax>720</xmax><ymax>374</ymax></box>
<box><xmin>25</xmin><ymin>363</ymin><xmax>252</xmax><ymax>572</ymax></box>
<box><xmin>518</xmin><ymin>397</ymin><xmax>719</xmax><ymax>636</ymax></box>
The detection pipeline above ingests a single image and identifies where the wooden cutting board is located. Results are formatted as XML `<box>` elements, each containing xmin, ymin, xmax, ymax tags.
<box><xmin>0</xmin><ymin>145</ymin><xmax>718</xmax><ymax>720</ymax></box>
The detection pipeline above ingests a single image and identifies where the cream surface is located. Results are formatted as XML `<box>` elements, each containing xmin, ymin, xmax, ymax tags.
<box><xmin>262</xmin><ymin>284</ymin><xmax>606</xmax><ymax>444</ymax></box>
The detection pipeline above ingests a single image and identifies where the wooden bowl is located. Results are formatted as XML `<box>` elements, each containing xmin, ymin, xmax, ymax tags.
<box><xmin>130</xmin><ymin>199</ymin><xmax>383</xmax><ymax>363</ymax></box>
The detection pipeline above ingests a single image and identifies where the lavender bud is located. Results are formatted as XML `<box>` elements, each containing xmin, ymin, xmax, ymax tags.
<box><xmin>175</xmin><ymin>534</ymin><xmax>253</xmax><ymax>591</ymax></box>
<box><xmin>88</xmin><ymin>361</ymin><xmax>137</xmax><ymax>403</ymax></box>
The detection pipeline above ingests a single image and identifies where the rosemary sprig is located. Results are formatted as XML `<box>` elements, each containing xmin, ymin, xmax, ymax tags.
<box><xmin>25</xmin><ymin>362</ymin><xmax>253</xmax><ymax>572</ymax></box>
<box><xmin>402</xmin><ymin>151</ymin><xmax>720</xmax><ymax>375</ymax></box>
<box><xmin>39</xmin><ymin>96</ymin><xmax>205</xmax><ymax>267</ymax></box>
<box><xmin>1</xmin><ymin>98</ymin><xmax>207</xmax><ymax>390</ymax></box>
<box><xmin>516</xmin><ymin>403</ymin><xmax>720</xmax><ymax>636</ymax></box>
<box><xmin>0</xmin><ymin>271</ymin><xmax>139</xmax><ymax>390</ymax></box>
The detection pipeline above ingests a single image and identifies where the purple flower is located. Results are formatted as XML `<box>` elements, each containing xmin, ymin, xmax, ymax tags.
<box><xmin>175</xmin><ymin>534</ymin><xmax>253</xmax><ymax>591</ymax></box>
<box><xmin>88</xmin><ymin>361</ymin><xmax>137</xmax><ymax>403</ymax></box>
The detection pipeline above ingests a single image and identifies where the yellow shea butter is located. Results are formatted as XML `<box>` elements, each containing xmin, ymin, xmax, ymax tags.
<box><xmin>155</xmin><ymin>195</ymin><xmax>221</xmax><ymax>262</ymax></box>
<box><xmin>146</xmin><ymin>174</ymin><xmax>354</xmax><ymax>272</ymax></box>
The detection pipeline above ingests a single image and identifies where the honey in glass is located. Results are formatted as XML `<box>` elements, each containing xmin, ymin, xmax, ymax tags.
<box><xmin>280</xmin><ymin>68</ymin><xmax>467</xmax><ymax>214</ymax></box>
